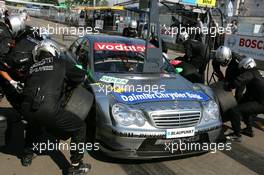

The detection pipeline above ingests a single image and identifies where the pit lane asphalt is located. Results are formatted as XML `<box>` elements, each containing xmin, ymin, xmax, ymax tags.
<box><xmin>0</xmin><ymin>17</ymin><xmax>264</xmax><ymax>175</ymax></box>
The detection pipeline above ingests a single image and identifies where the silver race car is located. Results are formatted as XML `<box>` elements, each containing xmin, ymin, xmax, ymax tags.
<box><xmin>68</xmin><ymin>34</ymin><xmax>222</xmax><ymax>159</ymax></box>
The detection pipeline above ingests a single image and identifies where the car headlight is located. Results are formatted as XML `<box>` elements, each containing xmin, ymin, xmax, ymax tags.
<box><xmin>112</xmin><ymin>103</ymin><xmax>146</xmax><ymax>127</ymax></box>
<box><xmin>201</xmin><ymin>101</ymin><xmax>220</xmax><ymax>124</ymax></box>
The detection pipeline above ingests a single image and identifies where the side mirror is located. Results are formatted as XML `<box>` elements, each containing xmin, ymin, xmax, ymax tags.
<box><xmin>75</xmin><ymin>64</ymin><xmax>84</xmax><ymax>70</ymax></box>
<box><xmin>75</xmin><ymin>64</ymin><xmax>94</xmax><ymax>81</ymax></box>
<box><xmin>175</xmin><ymin>68</ymin><xmax>183</xmax><ymax>74</ymax></box>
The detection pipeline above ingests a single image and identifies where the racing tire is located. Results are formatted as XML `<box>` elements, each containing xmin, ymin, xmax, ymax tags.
<box><xmin>0</xmin><ymin>115</ymin><xmax>7</xmax><ymax>146</ymax></box>
<box><xmin>210</xmin><ymin>81</ymin><xmax>237</xmax><ymax>121</ymax></box>
<box><xmin>65</xmin><ymin>85</ymin><xmax>94</xmax><ymax>121</ymax></box>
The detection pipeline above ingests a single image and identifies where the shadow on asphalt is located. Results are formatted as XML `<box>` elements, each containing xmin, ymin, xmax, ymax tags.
<box><xmin>221</xmin><ymin>116</ymin><xmax>264</xmax><ymax>174</ymax></box>
<box><xmin>222</xmin><ymin>142</ymin><xmax>264</xmax><ymax>174</ymax></box>
<box><xmin>88</xmin><ymin>150</ymin><xmax>207</xmax><ymax>175</ymax></box>
<box><xmin>88</xmin><ymin>147</ymin><xmax>207</xmax><ymax>164</ymax></box>
<box><xmin>0</xmin><ymin>107</ymin><xmax>70</xmax><ymax>175</ymax></box>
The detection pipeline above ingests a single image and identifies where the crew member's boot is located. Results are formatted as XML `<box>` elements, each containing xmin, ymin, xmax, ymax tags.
<box><xmin>226</xmin><ymin>132</ymin><xmax>242</xmax><ymax>142</ymax></box>
<box><xmin>68</xmin><ymin>161</ymin><xmax>91</xmax><ymax>175</ymax></box>
<box><xmin>241</xmin><ymin>127</ymin><xmax>254</xmax><ymax>137</ymax></box>
<box><xmin>21</xmin><ymin>148</ymin><xmax>35</xmax><ymax>166</ymax></box>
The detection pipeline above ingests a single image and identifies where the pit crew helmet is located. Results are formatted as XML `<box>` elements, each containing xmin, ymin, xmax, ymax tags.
<box><xmin>7</xmin><ymin>15</ymin><xmax>25</xmax><ymax>37</ymax></box>
<box><xmin>215</xmin><ymin>46</ymin><xmax>232</xmax><ymax>66</ymax></box>
<box><xmin>238</xmin><ymin>57</ymin><xmax>257</xmax><ymax>70</ymax></box>
<box><xmin>129</xmin><ymin>20</ymin><xmax>137</xmax><ymax>29</ymax></box>
<box><xmin>32</xmin><ymin>39</ymin><xmax>61</xmax><ymax>62</ymax></box>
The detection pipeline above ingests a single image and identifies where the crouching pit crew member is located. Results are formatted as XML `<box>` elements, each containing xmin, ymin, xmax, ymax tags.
<box><xmin>212</xmin><ymin>46</ymin><xmax>246</xmax><ymax>101</ymax></box>
<box><xmin>122</xmin><ymin>20</ymin><xmax>138</xmax><ymax>38</ymax></box>
<box><xmin>226</xmin><ymin>57</ymin><xmax>264</xmax><ymax>142</ymax></box>
<box><xmin>20</xmin><ymin>39</ymin><xmax>91</xmax><ymax>175</ymax></box>
<box><xmin>174</xmin><ymin>32</ymin><xmax>207</xmax><ymax>83</ymax></box>
<box><xmin>212</xmin><ymin>46</ymin><xmax>233</xmax><ymax>81</ymax></box>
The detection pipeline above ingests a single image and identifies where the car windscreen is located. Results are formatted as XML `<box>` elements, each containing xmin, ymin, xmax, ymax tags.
<box><xmin>93</xmin><ymin>42</ymin><xmax>174</xmax><ymax>73</ymax></box>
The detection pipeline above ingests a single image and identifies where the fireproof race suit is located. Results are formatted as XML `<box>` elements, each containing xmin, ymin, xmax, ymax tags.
<box><xmin>21</xmin><ymin>52</ymin><xmax>87</xmax><ymax>164</ymax></box>
<box><xmin>228</xmin><ymin>68</ymin><xmax>264</xmax><ymax>136</ymax></box>
<box><xmin>0</xmin><ymin>26</ymin><xmax>42</xmax><ymax>111</ymax></box>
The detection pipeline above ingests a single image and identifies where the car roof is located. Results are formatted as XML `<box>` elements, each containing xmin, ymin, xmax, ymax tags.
<box><xmin>83</xmin><ymin>34</ymin><xmax>146</xmax><ymax>45</ymax></box>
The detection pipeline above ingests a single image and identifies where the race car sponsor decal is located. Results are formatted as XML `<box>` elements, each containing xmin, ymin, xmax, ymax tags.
<box><xmin>112</xmin><ymin>90</ymin><xmax>209</xmax><ymax>104</ymax></box>
<box><xmin>94</xmin><ymin>42</ymin><xmax>145</xmax><ymax>52</ymax></box>
<box><xmin>166</xmin><ymin>127</ymin><xmax>195</xmax><ymax>139</ymax></box>
<box><xmin>197</xmin><ymin>0</ymin><xmax>216</xmax><ymax>7</ymax></box>
<box><xmin>99</xmin><ymin>75</ymin><xmax>129</xmax><ymax>85</ymax></box>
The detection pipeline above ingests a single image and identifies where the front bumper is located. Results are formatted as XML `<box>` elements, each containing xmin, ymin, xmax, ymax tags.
<box><xmin>96</xmin><ymin>124</ymin><xmax>222</xmax><ymax>159</ymax></box>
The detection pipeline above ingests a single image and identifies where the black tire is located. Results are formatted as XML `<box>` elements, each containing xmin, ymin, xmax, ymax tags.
<box><xmin>85</xmin><ymin>105</ymin><xmax>96</xmax><ymax>143</ymax></box>
<box><xmin>210</xmin><ymin>82</ymin><xmax>237</xmax><ymax>121</ymax></box>
<box><xmin>0</xmin><ymin>115</ymin><xmax>7</xmax><ymax>146</ymax></box>
<box><xmin>65</xmin><ymin>85</ymin><xmax>94</xmax><ymax>121</ymax></box>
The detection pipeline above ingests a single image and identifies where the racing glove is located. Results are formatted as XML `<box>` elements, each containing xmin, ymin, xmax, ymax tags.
<box><xmin>10</xmin><ymin>80</ymin><xmax>24</xmax><ymax>94</ymax></box>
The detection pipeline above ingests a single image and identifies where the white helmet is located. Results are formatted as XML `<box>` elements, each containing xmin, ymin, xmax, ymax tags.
<box><xmin>215</xmin><ymin>46</ymin><xmax>232</xmax><ymax>66</ymax></box>
<box><xmin>7</xmin><ymin>15</ymin><xmax>25</xmax><ymax>37</ymax></box>
<box><xmin>32</xmin><ymin>39</ymin><xmax>61</xmax><ymax>62</ymax></box>
<box><xmin>178</xmin><ymin>31</ymin><xmax>189</xmax><ymax>42</ymax></box>
<box><xmin>20</xmin><ymin>12</ymin><xmax>27</xmax><ymax>21</ymax></box>
<box><xmin>238</xmin><ymin>57</ymin><xmax>257</xmax><ymax>70</ymax></box>
<box><xmin>129</xmin><ymin>20</ymin><xmax>137</xmax><ymax>29</ymax></box>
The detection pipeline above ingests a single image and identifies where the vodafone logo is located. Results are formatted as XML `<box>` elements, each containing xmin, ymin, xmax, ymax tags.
<box><xmin>239</xmin><ymin>38</ymin><xmax>264</xmax><ymax>50</ymax></box>
<box><xmin>94</xmin><ymin>42</ymin><xmax>146</xmax><ymax>52</ymax></box>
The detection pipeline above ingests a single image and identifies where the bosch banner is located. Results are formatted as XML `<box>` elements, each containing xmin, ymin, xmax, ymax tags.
<box><xmin>225</xmin><ymin>34</ymin><xmax>264</xmax><ymax>61</ymax></box>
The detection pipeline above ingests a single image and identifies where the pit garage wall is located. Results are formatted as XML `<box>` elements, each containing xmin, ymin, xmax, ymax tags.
<box><xmin>237</xmin><ymin>16</ymin><xmax>264</xmax><ymax>36</ymax></box>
